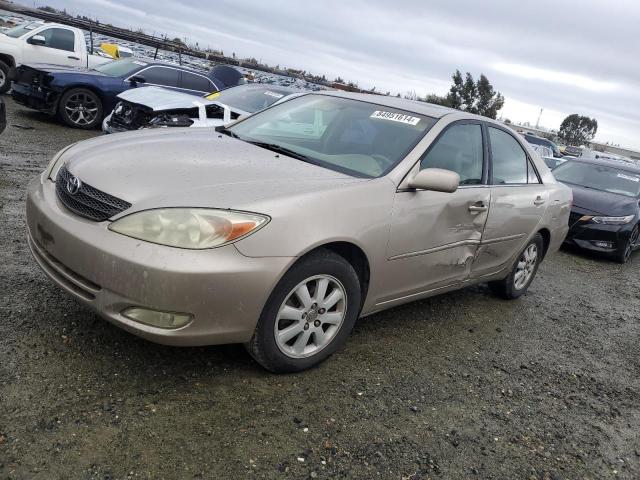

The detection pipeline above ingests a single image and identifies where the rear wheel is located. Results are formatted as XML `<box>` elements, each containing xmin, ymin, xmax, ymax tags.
<box><xmin>246</xmin><ymin>250</ymin><xmax>361</xmax><ymax>373</ymax></box>
<box><xmin>489</xmin><ymin>233</ymin><xmax>544</xmax><ymax>299</ymax></box>
<box><xmin>58</xmin><ymin>88</ymin><xmax>103</xmax><ymax>129</ymax></box>
<box><xmin>0</xmin><ymin>60</ymin><xmax>10</xmax><ymax>94</ymax></box>
<box><xmin>615</xmin><ymin>224</ymin><xmax>639</xmax><ymax>264</ymax></box>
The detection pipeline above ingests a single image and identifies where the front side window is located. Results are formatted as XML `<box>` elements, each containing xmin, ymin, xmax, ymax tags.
<box><xmin>420</xmin><ymin>123</ymin><xmax>483</xmax><ymax>185</ymax></box>
<box><xmin>553</xmin><ymin>162</ymin><xmax>640</xmax><ymax>198</ymax></box>
<box><xmin>228</xmin><ymin>95</ymin><xmax>437</xmax><ymax>178</ymax></box>
<box><xmin>30</xmin><ymin>28</ymin><xmax>75</xmax><ymax>52</ymax></box>
<box><xmin>489</xmin><ymin>127</ymin><xmax>529</xmax><ymax>184</ymax></box>
<box><xmin>140</xmin><ymin>67</ymin><xmax>181</xmax><ymax>87</ymax></box>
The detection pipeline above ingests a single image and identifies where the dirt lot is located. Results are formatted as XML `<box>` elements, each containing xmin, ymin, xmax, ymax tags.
<box><xmin>0</xmin><ymin>95</ymin><xmax>639</xmax><ymax>479</ymax></box>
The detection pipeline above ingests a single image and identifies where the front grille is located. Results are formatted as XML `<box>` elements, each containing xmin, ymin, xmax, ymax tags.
<box><xmin>56</xmin><ymin>166</ymin><xmax>131</xmax><ymax>221</ymax></box>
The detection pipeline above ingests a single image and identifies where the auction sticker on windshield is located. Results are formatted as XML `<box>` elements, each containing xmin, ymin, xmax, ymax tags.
<box><xmin>264</xmin><ymin>91</ymin><xmax>284</xmax><ymax>99</ymax></box>
<box><xmin>617</xmin><ymin>173</ymin><xmax>640</xmax><ymax>182</ymax></box>
<box><xmin>370</xmin><ymin>111</ymin><xmax>420</xmax><ymax>125</ymax></box>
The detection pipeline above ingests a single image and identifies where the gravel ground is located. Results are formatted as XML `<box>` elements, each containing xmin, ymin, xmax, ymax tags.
<box><xmin>1</xmin><ymin>95</ymin><xmax>639</xmax><ymax>479</ymax></box>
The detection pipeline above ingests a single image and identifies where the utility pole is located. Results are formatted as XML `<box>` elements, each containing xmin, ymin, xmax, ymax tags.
<box><xmin>535</xmin><ymin>108</ymin><xmax>543</xmax><ymax>129</ymax></box>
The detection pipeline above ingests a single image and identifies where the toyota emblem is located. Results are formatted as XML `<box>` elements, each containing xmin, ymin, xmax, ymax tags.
<box><xmin>66</xmin><ymin>176</ymin><xmax>82</xmax><ymax>195</ymax></box>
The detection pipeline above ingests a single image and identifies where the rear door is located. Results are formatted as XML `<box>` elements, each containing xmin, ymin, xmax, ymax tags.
<box><xmin>22</xmin><ymin>27</ymin><xmax>80</xmax><ymax>66</ymax></box>
<box><xmin>382</xmin><ymin>121</ymin><xmax>491</xmax><ymax>302</ymax></box>
<box><xmin>471</xmin><ymin>125</ymin><xmax>549</xmax><ymax>277</ymax></box>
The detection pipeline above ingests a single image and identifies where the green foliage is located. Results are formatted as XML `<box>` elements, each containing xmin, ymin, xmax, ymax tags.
<box><xmin>421</xmin><ymin>70</ymin><xmax>504</xmax><ymax>119</ymax></box>
<box><xmin>558</xmin><ymin>114</ymin><xmax>598</xmax><ymax>146</ymax></box>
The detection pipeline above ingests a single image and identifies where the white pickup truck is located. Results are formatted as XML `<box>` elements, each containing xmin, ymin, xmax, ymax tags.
<box><xmin>0</xmin><ymin>21</ymin><xmax>110</xmax><ymax>93</ymax></box>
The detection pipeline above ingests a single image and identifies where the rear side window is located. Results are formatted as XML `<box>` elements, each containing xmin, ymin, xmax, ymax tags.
<box><xmin>489</xmin><ymin>127</ymin><xmax>528</xmax><ymax>184</ymax></box>
<box><xmin>420</xmin><ymin>123</ymin><xmax>484</xmax><ymax>185</ymax></box>
<box><xmin>141</xmin><ymin>67</ymin><xmax>181</xmax><ymax>87</ymax></box>
<box><xmin>181</xmin><ymin>72</ymin><xmax>214</xmax><ymax>92</ymax></box>
<box><xmin>32</xmin><ymin>28</ymin><xmax>75</xmax><ymax>52</ymax></box>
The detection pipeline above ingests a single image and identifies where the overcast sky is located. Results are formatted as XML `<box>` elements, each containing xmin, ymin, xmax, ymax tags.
<box><xmin>42</xmin><ymin>0</ymin><xmax>640</xmax><ymax>150</ymax></box>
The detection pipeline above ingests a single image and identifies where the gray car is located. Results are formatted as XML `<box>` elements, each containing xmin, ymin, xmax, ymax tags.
<box><xmin>26</xmin><ymin>91</ymin><xmax>571</xmax><ymax>372</ymax></box>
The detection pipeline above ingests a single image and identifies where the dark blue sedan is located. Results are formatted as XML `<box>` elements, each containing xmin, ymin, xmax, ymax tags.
<box><xmin>11</xmin><ymin>58</ymin><xmax>222</xmax><ymax>129</ymax></box>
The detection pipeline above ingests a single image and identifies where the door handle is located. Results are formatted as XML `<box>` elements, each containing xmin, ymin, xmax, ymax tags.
<box><xmin>468</xmin><ymin>202</ymin><xmax>488</xmax><ymax>213</ymax></box>
<box><xmin>68</xmin><ymin>55</ymin><xmax>80</xmax><ymax>60</ymax></box>
<box><xmin>534</xmin><ymin>195</ymin><xmax>546</xmax><ymax>206</ymax></box>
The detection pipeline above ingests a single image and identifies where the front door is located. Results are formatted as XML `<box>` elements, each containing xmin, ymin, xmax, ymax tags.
<box><xmin>381</xmin><ymin>121</ymin><xmax>490</xmax><ymax>304</ymax></box>
<box><xmin>471</xmin><ymin>126</ymin><xmax>549</xmax><ymax>277</ymax></box>
<box><xmin>22</xmin><ymin>27</ymin><xmax>81</xmax><ymax>67</ymax></box>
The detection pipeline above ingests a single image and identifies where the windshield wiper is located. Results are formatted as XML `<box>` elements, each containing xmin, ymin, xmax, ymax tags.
<box><xmin>214</xmin><ymin>125</ymin><xmax>238</xmax><ymax>138</ymax></box>
<box><xmin>244</xmin><ymin>141</ymin><xmax>313</xmax><ymax>162</ymax></box>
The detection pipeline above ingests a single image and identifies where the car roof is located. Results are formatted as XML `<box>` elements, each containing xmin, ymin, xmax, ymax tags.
<box><xmin>315</xmin><ymin>90</ymin><xmax>460</xmax><ymax>119</ymax></box>
<box><xmin>568</xmin><ymin>156</ymin><xmax>640</xmax><ymax>174</ymax></box>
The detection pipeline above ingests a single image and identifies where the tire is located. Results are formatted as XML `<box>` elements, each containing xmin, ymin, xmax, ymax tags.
<box><xmin>58</xmin><ymin>88</ymin><xmax>103</xmax><ymax>129</ymax></box>
<box><xmin>0</xmin><ymin>60</ymin><xmax>10</xmax><ymax>94</ymax></box>
<box><xmin>246</xmin><ymin>250</ymin><xmax>362</xmax><ymax>373</ymax></box>
<box><xmin>489</xmin><ymin>233</ymin><xmax>544</xmax><ymax>299</ymax></box>
<box><xmin>615</xmin><ymin>224</ymin><xmax>639</xmax><ymax>264</ymax></box>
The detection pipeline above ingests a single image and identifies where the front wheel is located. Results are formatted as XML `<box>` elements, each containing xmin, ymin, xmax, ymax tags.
<box><xmin>246</xmin><ymin>250</ymin><xmax>361</xmax><ymax>373</ymax></box>
<box><xmin>0</xmin><ymin>60</ymin><xmax>10</xmax><ymax>94</ymax></box>
<box><xmin>615</xmin><ymin>224</ymin><xmax>639</xmax><ymax>264</ymax></box>
<box><xmin>58</xmin><ymin>88</ymin><xmax>103</xmax><ymax>129</ymax></box>
<box><xmin>489</xmin><ymin>233</ymin><xmax>544</xmax><ymax>299</ymax></box>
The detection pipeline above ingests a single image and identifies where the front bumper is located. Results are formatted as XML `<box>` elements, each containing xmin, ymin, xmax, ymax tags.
<box><xmin>564</xmin><ymin>210</ymin><xmax>634</xmax><ymax>255</ymax></box>
<box><xmin>26</xmin><ymin>177</ymin><xmax>294</xmax><ymax>346</ymax></box>
<box><xmin>11</xmin><ymin>82</ymin><xmax>59</xmax><ymax>114</ymax></box>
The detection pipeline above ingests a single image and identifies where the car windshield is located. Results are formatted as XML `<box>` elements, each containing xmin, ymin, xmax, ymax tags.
<box><xmin>553</xmin><ymin>161</ymin><xmax>640</xmax><ymax>197</ymax></box>
<box><xmin>206</xmin><ymin>86</ymin><xmax>292</xmax><ymax>113</ymax></box>
<box><xmin>93</xmin><ymin>58</ymin><xmax>148</xmax><ymax>77</ymax></box>
<box><xmin>2</xmin><ymin>22</ymin><xmax>41</xmax><ymax>38</ymax></box>
<box><xmin>227</xmin><ymin>94</ymin><xmax>436</xmax><ymax>178</ymax></box>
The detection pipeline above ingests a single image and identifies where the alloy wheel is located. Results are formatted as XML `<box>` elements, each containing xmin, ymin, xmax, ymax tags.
<box><xmin>0</xmin><ymin>69</ymin><xmax>5</xmax><ymax>88</ymax></box>
<box><xmin>64</xmin><ymin>92</ymin><xmax>99</xmax><ymax>126</ymax></box>
<box><xmin>274</xmin><ymin>275</ymin><xmax>347</xmax><ymax>358</ymax></box>
<box><xmin>623</xmin><ymin>225</ymin><xmax>639</xmax><ymax>261</ymax></box>
<box><xmin>514</xmin><ymin>243</ymin><xmax>538</xmax><ymax>290</ymax></box>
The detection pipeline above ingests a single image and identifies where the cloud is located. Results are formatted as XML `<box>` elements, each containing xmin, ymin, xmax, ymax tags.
<box><xmin>39</xmin><ymin>0</ymin><xmax>640</xmax><ymax>150</ymax></box>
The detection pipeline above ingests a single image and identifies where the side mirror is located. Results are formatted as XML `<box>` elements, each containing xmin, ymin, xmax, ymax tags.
<box><xmin>28</xmin><ymin>35</ymin><xmax>46</xmax><ymax>46</ymax></box>
<box><xmin>408</xmin><ymin>168</ymin><xmax>460</xmax><ymax>193</ymax></box>
<box><xmin>129</xmin><ymin>75</ymin><xmax>146</xmax><ymax>85</ymax></box>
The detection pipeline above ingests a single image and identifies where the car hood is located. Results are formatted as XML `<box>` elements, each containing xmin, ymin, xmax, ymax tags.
<box><xmin>117</xmin><ymin>86</ymin><xmax>222</xmax><ymax>112</ymax></box>
<box><xmin>62</xmin><ymin>128</ymin><xmax>362</xmax><ymax>215</ymax></box>
<box><xmin>22</xmin><ymin>63</ymin><xmax>108</xmax><ymax>77</ymax></box>
<box><xmin>563</xmin><ymin>182</ymin><xmax>639</xmax><ymax>216</ymax></box>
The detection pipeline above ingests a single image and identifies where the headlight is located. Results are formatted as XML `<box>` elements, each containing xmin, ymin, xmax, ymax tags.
<box><xmin>108</xmin><ymin>208</ymin><xmax>269</xmax><ymax>249</ymax></box>
<box><xmin>588</xmin><ymin>215</ymin><xmax>635</xmax><ymax>225</ymax></box>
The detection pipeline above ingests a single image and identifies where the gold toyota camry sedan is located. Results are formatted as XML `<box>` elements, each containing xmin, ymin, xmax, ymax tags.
<box><xmin>26</xmin><ymin>91</ymin><xmax>571</xmax><ymax>372</ymax></box>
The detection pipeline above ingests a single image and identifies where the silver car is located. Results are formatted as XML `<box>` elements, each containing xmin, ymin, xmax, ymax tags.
<box><xmin>26</xmin><ymin>91</ymin><xmax>571</xmax><ymax>372</ymax></box>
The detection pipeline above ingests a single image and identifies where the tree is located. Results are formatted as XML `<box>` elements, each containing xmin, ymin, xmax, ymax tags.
<box><xmin>425</xmin><ymin>71</ymin><xmax>504</xmax><ymax>119</ymax></box>
<box><xmin>475</xmin><ymin>74</ymin><xmax>504</xmax><ymax>119</ymax></box>
<box><xmin>445</xmin><ymin>70</ymin><xmax>464</xmax><ymax>109</ymax></box>
<box><xmin>558</xmin><ymin>114</ymin><xmax>598</xmax><ymax>146</ymax></box>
